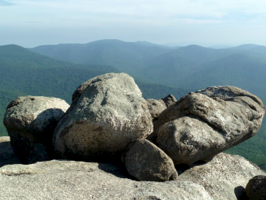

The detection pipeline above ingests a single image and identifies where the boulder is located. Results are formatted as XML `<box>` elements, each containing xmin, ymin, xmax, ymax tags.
<box><xmin>3</xmin><ymin>96</ymin><xmax>69</xmax><ymax>164</ymax></box>
<box><xmin>53</xmin><ymin>73</ymin><xmax>153</xmax><ymax>161</ymax></box>
<box><xmin>177</xmin><ymin>153</ymin><xmax>266</xmax><ymax>200</ymax></box>
<box><xmin>124</xmin><ymin>138</ymin><xmax>178</xmax><ymax>182</ymax></box>
<box><xmin>246</xmin><ymin>175</ymin><xmax>266</xmax><ymax>200</ymax></box>
<box><xmin>146</xmin><ymin>94</ymin><xmax>177</xmax><ymax>122</ymax></box>
<box><xmin>155</xmin><ymin>117</ymin><xmax>225</xmax><ymax>165</ymax></box>
<box><xmin>146</xmin><ymin>99</ymin><xmax>167</xmax><ymax>122</ymax></box>
<box><xmin>161</xmin><ymin>94</ymin><xmax>177</xmax><ymax>107</ymax></box>
<box><xmin>154</xmin><ymin>86</ymin><xmax>265</xmax><ymax>165</ymax></box>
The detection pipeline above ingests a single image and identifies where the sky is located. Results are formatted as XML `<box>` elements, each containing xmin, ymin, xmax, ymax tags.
<box><xmin>1</xmin><ymin>0</ymin><xmax>266</xmax><ymax>47</ymax></box>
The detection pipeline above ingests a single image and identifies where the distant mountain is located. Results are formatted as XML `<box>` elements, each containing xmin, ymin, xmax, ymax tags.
<box><xmin>0</xmin><ymin>44</ymin><xmax>188</xmax><ymax>136</ymax></box>
<box><xmin>31</xmin><ymin>40</ymin><xmax>173</xmax><ymax>79</ymax></box>
<box><xmin>176</xmin><ymin>53</ymin><xmax>266</xmax><ymax>98</ymax></box>
<box><xmin>31</xmin><ymin>41</ymin><xmax>266</xmax><ymax>99</ymax></box>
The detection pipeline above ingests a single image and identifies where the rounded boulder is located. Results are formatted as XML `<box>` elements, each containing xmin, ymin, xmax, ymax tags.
<box><xmin>3</xmin><ymin>96</ymin><xmax>69</xmax><ymax>164</ymax></box>
<box><xmin>53</xmin><ymin>73</ymin><xmax>153</xmax><ymax>161</ymax></box>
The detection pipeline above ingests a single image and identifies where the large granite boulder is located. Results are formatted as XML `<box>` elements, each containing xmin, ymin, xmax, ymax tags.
<box><xmin>245</xmin><ymin>175</ymin><xmax>266</xmax><ymax>200</ymax></box>
<box><xmin>154</xmin><ymin>86</ymin><xmax>265</xmax><ymax>165</ymax></box>
<box><xmin>3</xmin><ymin>96</ymin><xmax>69</xmax><ymax>164</ymax></box>
<box><xmin>53</xmin><ymin>73</ymin><xmax>153</xmax><ymax>161</ymax></box>
<box><xmin>124</xmin><ymin>139</ymin><xmax>178</xmax><ymax>182</ymax></box>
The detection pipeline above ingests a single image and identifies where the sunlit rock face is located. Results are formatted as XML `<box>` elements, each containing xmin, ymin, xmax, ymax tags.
<box><xmin>53</xmin><ymin>73</ymin><xmax>153</xmax><ymax>162</ymax></box>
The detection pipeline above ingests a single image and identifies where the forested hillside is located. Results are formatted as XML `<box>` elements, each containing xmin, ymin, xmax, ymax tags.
<box><xmin>0</xmin><ymin>44</ymin><xmax>188</xmax><ymax>136</ymax></box>
<box><xmin>31</xmin><ymin>40</ymin><xmax>266</xmax><ymax>99</ymax></box>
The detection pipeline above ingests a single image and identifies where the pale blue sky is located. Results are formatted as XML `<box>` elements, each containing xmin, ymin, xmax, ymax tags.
<box><xmin>1</xmin><ymin>0</ymin><xmax>266</xmax><ymax>47</ymax></box>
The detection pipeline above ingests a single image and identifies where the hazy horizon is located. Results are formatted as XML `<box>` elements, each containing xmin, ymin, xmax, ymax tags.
<box><xmin>1</xmin><ymin>0</ymin><xmax>266</xmax><ymax>48</ymax></box>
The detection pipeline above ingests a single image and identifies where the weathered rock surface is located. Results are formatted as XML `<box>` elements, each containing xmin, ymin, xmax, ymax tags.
<box><xmin>3</xmin><ymin>96</ymin><xmax>69</xmax><ymax>164</ymax></box>
<box><xmin>146</xmin><ymin>99</ymin><xmax>167</xmax><ymax>121</ymax></box>
<box><xmin>124</xmin><ymin>139</ymin><xmax>178</xmax><ymax>182</ymax></box>
<box><xmin>53</xmin><ymin>73</ymin><xmax>153</xmax><ymax>161</ymax></box>
<box><xmin>177</xmin><ymin>153</ymin><xmax>266</xmax><ymax>200</ymax></box>
<box><xmin>245</xmin><ymin>175</ymin><xmax>266</xmax><ymax>200</ymax></box>
<box><xmin>154</xmin><ymin>86</ymin><xmax>265</xmax><ymax>165</ymax></box>
<box><xmin>146</xmin><ymin>94</ymin><xmax>177</xmax><ymax>122</ymax></box>
<box><xmin>0</xmin><ymin>144</ymin><xmax>264</xmax><ymax>200</ymax></box>
<box><xmin>161</xmin><ymin>94</ymin><xmax>177</xmax><ymax>107</ymax></box>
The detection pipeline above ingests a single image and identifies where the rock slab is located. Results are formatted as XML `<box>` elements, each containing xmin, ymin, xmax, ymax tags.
<box><xmin>53</xmin><ymin>73</ymin><xmax>153</xmax><ymax>161</ymax></box>
<box><xmin>0</xmin><ymin>148</ymin><xmax>265</xmax><ymax>200</ymax></box>
<box><xmin>3</xmin><ymin>96</ymin><xmax>69</xmax><ymax>164</ymax></box>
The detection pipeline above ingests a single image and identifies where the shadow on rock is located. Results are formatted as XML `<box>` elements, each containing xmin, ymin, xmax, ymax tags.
<box><xmin>98</xmin><ymin>162</ymin><xmax>134</xmax><ymax>179</ymax></box>
<box><xmin>0</xmin><ymin>141</ymin><xmax>21</xmax><ymax>167</ymax></box>
<box><xmin>234</xmin><ymin>186</ymin><xmax>248</xmax><ymax>200</ymax></box>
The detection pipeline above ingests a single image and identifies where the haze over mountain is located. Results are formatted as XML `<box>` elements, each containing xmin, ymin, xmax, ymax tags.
<box><xmin>0</xmin><ymin>44</ymin><xmax>188</xmax><ymax>137</ymax></box>
<box><xmin>31</xmin><ymin>39</ymin><xmax>266</xmax><ymax>98</ymax></box>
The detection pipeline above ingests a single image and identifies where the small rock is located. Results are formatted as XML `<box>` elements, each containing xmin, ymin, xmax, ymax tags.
<box><xmin>146</xmin><ymin>99</ymin><xmax>167</xmax><ymax>121</ymax></box>
<box><xmin>146</xmin><ymin>94</ymin><xmax>177</xmax><ymax>123</ymax></box>
<box><xmin>124</xmin><ymin>139</ymin><xmax>178</xmax><ymax>182</ymax></box>
<box><xmin>246</xmin><ymin>175</ymin><xmax>266</xmax><ymax>200</ymax></box>
<box><xmin>161</xmin><ymin>94</ymin><xmax>177</xmax><ymax>107</ymax></box>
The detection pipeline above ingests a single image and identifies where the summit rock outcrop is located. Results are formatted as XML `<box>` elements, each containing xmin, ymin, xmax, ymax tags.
<box><xmin>1</xmin><ymin>73</ymin><xmax>266</xmax><ymax>199</ymax></box>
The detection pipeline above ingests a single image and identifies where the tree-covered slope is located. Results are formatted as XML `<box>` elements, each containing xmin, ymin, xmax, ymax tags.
<box><xmin>0</xmin><ymin>44</ymin><xmax>188</xmax><ymax>136</ymax></box>
<box><xmin>176</xmin><ymin>53</ymin><xmax>266</xmax><ymax>98</ymax></box>
<box><xmin>31</xmin><ymin>40</ymin><xmax>172</xmax><ymax>77</ymax></box>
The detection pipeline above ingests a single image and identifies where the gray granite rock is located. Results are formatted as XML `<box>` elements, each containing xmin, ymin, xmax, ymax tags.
<box><xmin>177</xmin><ymin>153</ymin><xmax>265</xmax><ymax>200</ymax></box>
<box><xmin>53</xmin><ymin>73</ymin><xmax>153</xmax><ymax>161</ymax></box>
<box><xmin>0</xmin><ymin>149</ymin><xmax>264</xmax><ymax>200</ymax></box>
<box><xmin>124</xmin><ymin>139</ymin><xmax>178</xmax><ymax>182</ymax></box>
<box><xmin>154</xmin><ymin>86</ymin><xmax>265</xmax><ymax>165</ymax></box>
<box><xmin>3</xmin><ymin>96</ymin><xmax>69</xmax><ymax>164</ymax></box>
<box><xmin>146</xmin><ymin>94</ymin><xmax>177</xmax><ymax>123</ymax></box>
<box><xmin>146</xmin><ymin>99</ymin><xmax>167</xmax><ymax>121</ymax></box>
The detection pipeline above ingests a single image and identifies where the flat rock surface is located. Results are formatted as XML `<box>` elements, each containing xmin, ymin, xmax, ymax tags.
<box><xmin>0</xmin><ymin>136</ymin><xmax>265</xmax><ymax>200</ymax></box>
